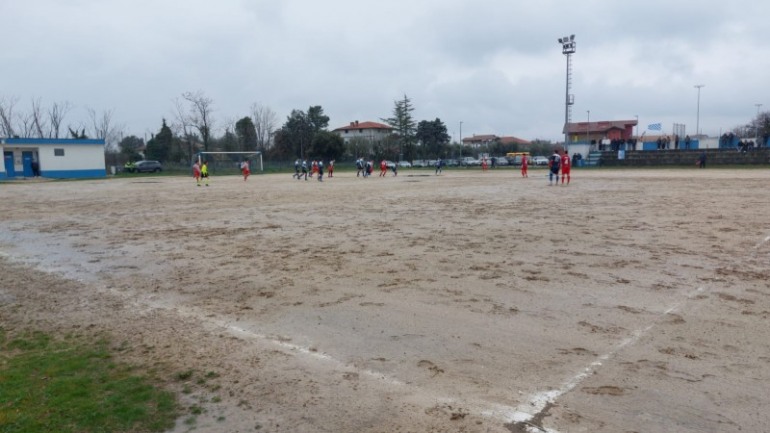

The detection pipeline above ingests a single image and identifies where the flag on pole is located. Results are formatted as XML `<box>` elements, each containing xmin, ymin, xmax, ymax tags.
<box><xmin>647</xmin><ymin>123</ymin><xmax>662</xmax><ymax>131</ymax></box>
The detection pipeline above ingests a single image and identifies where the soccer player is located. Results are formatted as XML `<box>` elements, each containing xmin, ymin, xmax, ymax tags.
<box><xmin>435</xmin><ymin>158</ymin><xmax>443</xmax><ymax>175</ymax></box>
<box><xmin>520</xmin><ymin>154</ymin><xmax>528</xmax><ymax>178</ymax></box>
<box><xmin>240</xmin><ymin>159</ymin><xmax>250</xmax><ymax>181</ymax></box>
<box><xmin>192</xmin><ymin>160</ymin><xmax>201</xmax><ymax>186</ymax></box>
<box><xmin>328</xmin><ymin>160</ymin><xmax>334</xmax><ymax>178</ymax></box>
<box><xmin>561</xmin><ymin>150</ymin><xmax>571</xmax><ymax>184</ymax></box>
<box><xmin>298</xmin><ymin>160</ymin><xmax>309</xmax><ymax>180</ymax></box>
<box><xmin>201</xmin><ymin>161</ymin><xmax>210</xmax><ymax>186</ymax></box>
<box><xmin>293</xmin><ymin>159</ymin><xmax>300</xmax><ymax>179</ymax></box>
<box><xmin>548</xmin><ymin>151</ymin><xmax>560</xmax><ymax>185</ymax></box>
<box><xmin>356</xmin><ymin>158</ymin><xmax>364</xmax><ymax>177</ymax></box>
<box><xmin>379</xmin><ymin>159</ymin><xmax>388</xmax><ymax>177</ymax></box>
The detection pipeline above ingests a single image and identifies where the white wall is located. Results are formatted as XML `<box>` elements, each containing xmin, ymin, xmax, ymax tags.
<box><xmin>39</xmin><ymin>144</ymin><xmax>105</xmax><ymax>170</ymax></box>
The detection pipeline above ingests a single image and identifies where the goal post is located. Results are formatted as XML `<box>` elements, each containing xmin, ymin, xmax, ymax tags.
<box><xmin>195</xmin><ymin>151</ymin><xmax>263</xmax><ymax>174</ymax></box>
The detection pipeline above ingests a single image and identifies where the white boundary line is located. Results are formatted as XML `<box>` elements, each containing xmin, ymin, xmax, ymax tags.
<box><xmin>507</xmin><ymin>286</ymin><xmax>707</xmax><ymax>433</ymax></box>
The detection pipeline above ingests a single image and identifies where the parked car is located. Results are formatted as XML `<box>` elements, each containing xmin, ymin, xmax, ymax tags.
<box><xmin>532</xmin><ymin>156</ymin><xmax>550</xmax><ymax>166</ymax></box>
<box><xmin>385</xmin><ymin>160</ymin><xmax>397</xmax><ymax>169</ymax></box>
<box><xmin>460</xmin><ymin>157</ymin><xmax>480</xmax><ymax>166</ymax></box>
<box><xmin>411</xmin><ymin>160</ymin><xmax>427</xmax><ymax>167</ymax></box>
<box><xmin>134</xmin><ymin>160</ymin><xmax>163</xmax><ymax>173</ymax></box>
<box><xmin>444</xmin><ymin>158</ymin><xmax>459</xmax><ymax>167</ymax></box>
<box><xmin>397</xmin><ymin>161</ymin><xmax>412</xmax><ymax>168</ymax></box>
<box><xmin>491</xmin><ymin>156</ymin><xmax>509</xmax><ymax>166</ymax></box>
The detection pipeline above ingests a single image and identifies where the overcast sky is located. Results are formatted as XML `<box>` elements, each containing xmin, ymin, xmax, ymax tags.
<box><xmin>3</xmin><ymin>0</ymin><xmax>770</xmax><ymax>142</ymax></box>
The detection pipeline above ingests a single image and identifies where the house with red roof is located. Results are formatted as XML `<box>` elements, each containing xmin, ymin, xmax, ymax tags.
<box><xmin>563</xmin><ymin>119</ymin><xmax>637</xmax><ymax>144</ymax></box>
<box><xmin>332</xmin><ymin>121</ymin><xmax>394</xmax><ymax>143</ymax></box>
<box><xmin>461</xmin><ymin>134</ymin><xmax>531</xmax><ymax>149</ymax></box>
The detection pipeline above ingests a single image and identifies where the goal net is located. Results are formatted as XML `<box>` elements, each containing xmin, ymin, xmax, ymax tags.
<box><xmin>195</xmin><ymin>151</ymin><xmax>263</xmax><ymax>175</ymax></box>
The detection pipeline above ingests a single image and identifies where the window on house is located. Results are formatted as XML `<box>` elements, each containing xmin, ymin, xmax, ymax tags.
<box><xmin>54</xmin><ymin>148</ymin><xmax>65</xmax><ymax>156</ymax></box>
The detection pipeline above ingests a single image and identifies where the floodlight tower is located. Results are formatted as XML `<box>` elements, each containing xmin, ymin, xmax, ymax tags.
<box><xmin>694</xmin><ymin>84</ymin><xmax>705</xmax><ymax>136</ymax></box>
<box><xmin>755</xmin><ymin>103</ymin><xmax>763</xmax><ymax>143</ymax></box>
<box><xmin>558</xmin><ymin>35</ymin><xmax>576</xmax><ymax>149</ymax></box>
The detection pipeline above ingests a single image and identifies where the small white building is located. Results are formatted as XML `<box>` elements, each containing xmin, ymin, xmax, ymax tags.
<box><xmin>1</xmin><ymin>138</ymin><xmax>106</xmax><ymax>180</ymax></box>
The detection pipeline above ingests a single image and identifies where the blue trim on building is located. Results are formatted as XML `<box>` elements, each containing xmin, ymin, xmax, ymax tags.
<box><xmin>40</xmin><ymin>169</ymin><xmax>107</xmax><ymax>179</ymax></box>
<box><xmin>2</xmin><ymin>138</ymin><xmax>105</xmax><ymax>146</ymax></box>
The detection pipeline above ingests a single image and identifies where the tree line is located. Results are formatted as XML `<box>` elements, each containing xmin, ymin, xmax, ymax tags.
<box><xmin>19</xmin><ymin>91</ymin><xmax>739</xmax><ymax>165</ymax></box>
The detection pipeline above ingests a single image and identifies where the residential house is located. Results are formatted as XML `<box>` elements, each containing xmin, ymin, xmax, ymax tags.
<box><xmin>332</xmin><ymin>121</ymin><xmax>394</xmax><ymax>143</ymax></box>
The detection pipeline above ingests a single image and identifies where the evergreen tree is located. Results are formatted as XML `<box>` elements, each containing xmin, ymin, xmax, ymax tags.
<box><xmin>145</xmin><ymin>119</ymin><xmax>173</xmax><ymax>161</ymax></box>
<box><xmin>415</xmin><ymin>118</ymin><xmax>450</xmax><ymax>158</ymax></box>
<box><xmin>308</xmin><ymin>130</ymin><xmax>345</xmax><ymax>160</ymax></box>
<box><xmin>235</xmin><ymin>116</ymin><xmax>258</xmax><ymax>152</ymax></box>
<box><xmin>382</xmin><ymin>94</ymin><xmax>416</xmax><ymax>161</ymax></box>
<box><xmin>118</xmin><ymin>135</ymin><xmax>145</xmax><ymax>160</ymax></box>
<box><xmin>272</xmin><ymin>105</ymin><xmax>329</xmax><ymax>159</ymax></box>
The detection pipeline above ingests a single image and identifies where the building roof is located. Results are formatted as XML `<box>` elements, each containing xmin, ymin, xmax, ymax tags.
<box><xmin>463</xmin><ymin>134</ymin><xmax>497</xmax><ymax>143</ymax></box>
<box><xmin>563</xmin><ymin>119</ymin><xmax>637</xmax><ymax>134</ymax></box>
<box><xmin>462</xmin><ymin>134</ymin><xmax>531</xmax><ymax>145</ymax></box>
<box><xmin>1</xmin><ymin>137</ymin><xmax>106</xmax><ymax>146</ymax></box>
<box><xmin>333</xmin><ymin>121</ymin><xmax>393</xmax><ymax>132</ymax></box>
<box><xmin>499</xmin><ymin>136</ymin><xmax>531</xmax><ymax>145</ymax></box>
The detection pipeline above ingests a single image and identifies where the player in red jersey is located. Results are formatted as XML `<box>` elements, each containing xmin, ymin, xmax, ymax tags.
<box><xmin>561</xmin><ymin>150</ymin><xmax>571</xmax><ymax>184</ymax></box>
<box><xmin>240</xmin><ymin>159</ymin><xmax>250</xmax><ymax>181</ymax></box>
<box><xmin>379</xmin><ymin>159</ymin><xmax>388</xmax><ymax>177</ymax></box>
<box><xmin>520</xmin><ymin>155</ymin><xmax>528</xmax><ymax>177</ymax></box>
<box><xmin>192</xmin><ymin>160</ymin><xmax>201</xmax><ymax>186</ymax></box>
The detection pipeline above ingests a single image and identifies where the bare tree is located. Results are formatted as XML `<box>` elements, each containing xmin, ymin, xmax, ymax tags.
<box><xmin>182</xmin><ymin>91</ymin><xmax>214</xmax><ymax>152</ymax></box>
<box><xmin>88</xmin><ymin>107</ymin><xmax>112</xmax><ymax>139</ymax></box>
<box><xmin>30</xmin><ymin>97</ymin><xmax>48</xmax><ymax>138</ymax></box>
<box><xmin>0</xmin><ymin>95</ymin><xmax>19</xmax><ymax>137</ymax></box>
<box><xmin>17</xmin><ymin>111</ymin><xmax>35</xmax><ymax>138</ymax></box>
<box><xmin>172</xmin><ymin>97</ymin><xmax>197</xmax><ymax>162</ymax></box>
<box><xmin>250</xmin><ymin>102</ymin><xmax>277</xmax><ymax>152</ymax></box>
<box><xmin>48</xmin><ymin>100</ymin><xmax>72</xmax><ymax>138</ymax></box>
<box><xmin>87</xmin><ymin>107</ymin><xmax>123</xmax><ymax>150</ymax></box>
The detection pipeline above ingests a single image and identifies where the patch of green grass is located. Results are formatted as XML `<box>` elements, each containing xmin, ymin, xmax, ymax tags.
<box><xmin>175</xmin><ymin>369</ymin><xmax>194</xmax><ymax>381</ymax></box>
<box><xmin>0</xmin><ymin>330</ymin><xmax>177</xmax><ymax>433</ymax></box>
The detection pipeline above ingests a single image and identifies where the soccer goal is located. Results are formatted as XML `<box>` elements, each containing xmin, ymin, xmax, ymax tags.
<box><xmin>195</xmin><ymin>151</ymin><xmax>263</xmax><ymax>175</ymax></box>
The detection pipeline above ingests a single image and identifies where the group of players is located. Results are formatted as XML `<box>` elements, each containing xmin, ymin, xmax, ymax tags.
<box><xmin>192</xmin><ymin>159</ymin><xmax>252</xmax><ymax>186</ymax></box>
<box><xmin>191</xmin><ymin>153</ymin><xmax>572</xmax><ymax>186</ymax></box>
<box><xmin>292</xmin><ymin>159</ymin><xmax>335</xmax><ymax>181</ymax></box>
<box><xmin>545</xmin><ymin>149</ymin><xmax>571</xmax><ymax>185</ymax></box>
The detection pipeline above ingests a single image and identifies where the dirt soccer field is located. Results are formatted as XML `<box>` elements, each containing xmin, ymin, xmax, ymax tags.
<box><xmin>1</xmin><ymin>167</ymin><xmax>769</xmax><ymax>433</ymax></box>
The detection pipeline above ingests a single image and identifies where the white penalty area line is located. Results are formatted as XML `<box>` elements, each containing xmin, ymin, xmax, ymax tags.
<box><xmin>507</xmin><ymin>285</ymin><xmax>707</xmax><ymax>433</ymax></box>
<box><xmin>224</xmin><ymin>323</ymin><xmax>409</xmax><ymax>389</ymax></box>
<box><xmin>755</xmin><ymin>235</ymin><xmax>770</xmax><ymax>249</ymax></box>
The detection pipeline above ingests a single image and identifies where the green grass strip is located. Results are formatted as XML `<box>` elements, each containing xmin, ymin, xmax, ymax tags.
<box><xmin>0</xmin><ymin>330</ymin><xmax>177</xmax><ymax>433</ymax></box>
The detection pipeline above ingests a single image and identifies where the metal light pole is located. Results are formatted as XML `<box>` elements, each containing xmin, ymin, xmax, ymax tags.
<box><xmin>459</xmin><ymin>121</ymin><xmax>463</xmax><ymax>146</ymax></box>
<box><xmin>586</xmin><ymin>110</ymin><xmax>590</xmax><ymax>146</ymax></box>
<box><xmin>755</xmin><ymin>103</ymin><xmax>763</xmax><ymax>143</ymax></box>
<box><xmin>694</xmin><ymin>84</ymin><xmax>705</xmax><ymax>136</ymax></box>
<box><xmin>634</xmin><ymin>115</ymin><xmax>639</xmax><ymax>138</ymax></box>
<box><xmin>558</xmin><ymin>35</ymin><xmax>576</xmax><ymax>149</ymax></box>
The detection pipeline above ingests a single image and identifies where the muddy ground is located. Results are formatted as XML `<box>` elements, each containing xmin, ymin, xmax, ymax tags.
<box><xmin>1</xmin><ymin>167</ymin><xmax>769</xmax><ymax>433</ymax></box>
